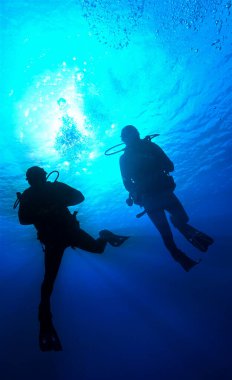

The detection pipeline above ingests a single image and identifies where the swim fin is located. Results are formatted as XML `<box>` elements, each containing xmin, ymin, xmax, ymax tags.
<box><xmin>99</xmin><ymin>230</ymin><xmax>129</xmax><ymax>247</ymax></box>
<box><xmin>173</xmin><ymin>249</ymin><xmax>200</xmax><ymax>272</ymax></box>
<box><xmin>39</xmin><ymin>321</ymin><xmax>62</xmax><ymax>352</ymax></box>
<box><xmin>176</xmin><ymin>224</ymin><xmax>214</xmax><ymax>252</ymax></box>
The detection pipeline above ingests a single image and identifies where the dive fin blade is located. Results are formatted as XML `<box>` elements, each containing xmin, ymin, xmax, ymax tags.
<box><xmin>39</xmin><ymin>323</ymin><xmax>62</xmax><ymax>352</ymax></box>
<box><xmin>99</xmin><ymin>230</ymin><xmax>130</xmax><ymax>247</ymax></box>
<box><xmin>176</xmin><ymin>224</ymin><xmax>214</xmax><ymax>252</ymax></box>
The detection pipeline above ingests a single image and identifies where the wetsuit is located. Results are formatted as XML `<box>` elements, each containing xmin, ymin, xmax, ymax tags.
<box><xmin>120</xmin><ymin>138</ymin><xmax>199</xmax><ymax>270</ymax></box>
<box><xmin>18</xmin><ymin>181</ymin><xmax>107</xmax><ymax>322</ymax></box>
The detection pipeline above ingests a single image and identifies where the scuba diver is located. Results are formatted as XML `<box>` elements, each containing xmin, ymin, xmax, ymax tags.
<box><xmin>119</xmin><ymin>125</ymin><xmax>214</xmax><ymax>272</ymax></box>
<box><xmin>17</xmin><ymin>166</ymin><xmax>128</xmax><ymax>351</ymax></box>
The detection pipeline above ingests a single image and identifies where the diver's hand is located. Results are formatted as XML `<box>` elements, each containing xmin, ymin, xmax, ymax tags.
<box><xmin>126</xmin><ymin>197</ymin><xmax>133</xmax><ymax>206</ymax></box>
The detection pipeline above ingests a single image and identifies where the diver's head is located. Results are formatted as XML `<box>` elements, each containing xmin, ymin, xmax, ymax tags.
<box><xmin>121</xmin><ymin>125</ymin><xmax>140</xmax><ymax>146</ymax></box>
<box><xmin>26</xmin><ymin>166</ymin><xmax>47</xmax><ymax>187</ymax></box>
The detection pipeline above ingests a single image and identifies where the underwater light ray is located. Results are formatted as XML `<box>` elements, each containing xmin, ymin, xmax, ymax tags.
<box><xmin>0</xmin><ymin>0</ymin><xmax>231</xmax><ymax>378</ymax></box>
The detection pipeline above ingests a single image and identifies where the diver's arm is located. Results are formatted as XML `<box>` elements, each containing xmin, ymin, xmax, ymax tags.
<box><xmin>119</xmin><ymin>156</ymin><xmax>135</xmax><ymax>192</ymax></box>
<box><xmin>67</xmin><ymin>188</ymin><xmax>85</xmax><ymax>206</ymax></box>
<box><xmin>151</xmin><ymin>143</ymin><xmax>174</xmax><ymax>172</ymax></box>
<box><xmin>18</xmin><ymin>195</ymin><xmax>36</xmax><ymax>225</ymax></box>
<box><xmin>122</xmin><ymin>177</ymin><xmax>134</xmax><ymax>193</ymax></box>
<box><xmin>18</xmin><ymin>210</ymin><xmax>34</xmax><ymax>225</ymax></box>
<box><xmin>54</xmin><ymin>182</ymin><xmax>85</xmax><ymax>206</ymax></box>
<box><xmin>18</xmin><ymin>193</ymin><xmax>49</xmax><ymax>225</ymax></box>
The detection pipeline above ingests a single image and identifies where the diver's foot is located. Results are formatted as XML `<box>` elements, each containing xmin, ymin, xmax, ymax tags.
<box><xmin>39</xmin><ymin>321</ymin><xmax>62</xmax><ymax>352</ymax></box>
<box><xmin>180</xmin><ymin>258</ymin><xmax>200</xmax><ymax>272</ymax></box>
<box><xmin>188</xmin><ymin>230</ymin><xmax>214</xmax><ymax>252</ymax></box>
<box><xmin>99</xmin><ymin>230</ymin><xmax>129</xmax><ymax>247</ymax></box>
<box><xmin>178</xmin><ymin>225</ymin><xmax>214</xmax><ymax>252</ymax></box>
<box><xmin>174</xmin><ymin>249</ymin><xmax>200</xmax><ymax>272</ymax></box>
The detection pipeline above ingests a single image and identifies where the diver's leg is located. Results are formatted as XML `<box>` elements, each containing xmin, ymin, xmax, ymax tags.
<box><xmin>147</xmin><ymin>209</ymin><xmax>198</xmax><ymax>271</ymax></box>
<box><xmin>71</xmin><ymin>228</ymin><xmax>128</xmax><ymax>253</ymax></box>
<box><xmin>99</xmin><ymin>230</ymin><xmax>129</xmax><ymax>246</ymax></box>
<box><xmin>71</xmin><ymin>228</ymin><xmax>107</xmax><ymax>253</ymax></box>
<box><xmin>173</xmin><ymin>223</ymin><xmax>214</xmax><ymax>252</ymax></box>
<box><xmin>38</xmin><ymin>244</ymin><xmax>65</xmax><ymax>351</ymax></box>
<box><xmin>39</xmin><ymin>244</ymin><xmax>65</xmax><ymax>323</ymax></box>
<box><xmin>165</xmin><ymin>192</ymin><xmax>189</xmax><ymax>226</ymax></box>
<box><xmin>167</xmin><ymin>193</ymin><xmax>214</xmax><ymax>252</ymax></box>
<box><xmin>147</xmin><ymin>208</ymin><xmax>179</xmax><ymax>253</ymax></box>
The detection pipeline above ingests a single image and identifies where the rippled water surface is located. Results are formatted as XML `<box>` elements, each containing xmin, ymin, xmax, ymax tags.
<box><xmin>1</xmin><ymin>1</ymin><xmax>232</xmax><ymax>379</ymax></box>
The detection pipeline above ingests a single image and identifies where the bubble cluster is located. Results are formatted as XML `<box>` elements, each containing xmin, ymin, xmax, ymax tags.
<box><xmin>79</xmin><ymin>0</ymin><xmax>145</xmax><ymax>49</ymax></box>
<box><xmin>79</xmin><ymin>0</ymin><xmax>231</xmax><ymax>50</ymax></box>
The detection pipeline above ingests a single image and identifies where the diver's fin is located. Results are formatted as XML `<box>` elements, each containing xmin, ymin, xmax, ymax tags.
<box><xmin>39</xmin><ymin>322</ymin><xmax>62</xmax><ymax>352</ymax></box>
<box><xmin>176</xmin><ymin>224</ymin><xmax>214</xmax><ymax>252</ymax></box>
<box><xmin>99</xmin><ymin>230</ymin><xmax>129</xmax><ymax>247</ymax></box>
<box><xmin>174</xmin><ymin>249</ymin><xmax>201</xmax><ymax>272</ymax></box>
<box><xmin>180</xmin><ymin>256</ymin><xmax>201</xmax><ymax>272</ymax></box>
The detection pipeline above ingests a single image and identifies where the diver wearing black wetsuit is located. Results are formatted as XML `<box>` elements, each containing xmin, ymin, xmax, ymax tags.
<box><xmin>18</xmin><ymin>166</ymin><xmax>128</xmax><ymax>351</ymax></box>
<box><xmin>119</xmin><ymin>125</ymin><xmax>214</xmax><ymax>272</ymax></box>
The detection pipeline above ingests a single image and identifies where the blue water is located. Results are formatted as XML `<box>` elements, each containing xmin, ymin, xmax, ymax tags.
<box><xmin>1</xmin><ymin>1</ymin><xmax>232</xmax><ymax>379</ymax></box>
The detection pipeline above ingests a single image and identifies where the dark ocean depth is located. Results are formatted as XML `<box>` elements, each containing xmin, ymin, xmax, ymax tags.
<box><xmin>1</xmin><ymin>1</ymin><xmax>232</xmax><ymax>379</ymax></box>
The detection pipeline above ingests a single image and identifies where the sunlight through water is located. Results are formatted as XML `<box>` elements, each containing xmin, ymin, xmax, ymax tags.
<box><xmin>1</xmin><ymin>1</ymin><xmax>232</xmax><ymax>379</ymax></box>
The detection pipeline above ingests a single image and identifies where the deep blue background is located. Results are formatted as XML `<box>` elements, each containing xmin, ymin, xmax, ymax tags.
<box><xmin>1</xmin><ymin>1</ymin><xmax>232</xmax><ymax>379</ymax></box>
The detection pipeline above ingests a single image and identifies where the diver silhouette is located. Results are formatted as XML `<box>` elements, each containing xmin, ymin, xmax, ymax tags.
<box><xmin>17</xmin><ymin>166</ymin><xmax>128</xmax><ymax>351</ymax></box>
<box><xmin>119</xmin><ymin>125</ymin><xmax>214</xmax><ymax>272</ymax></box>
